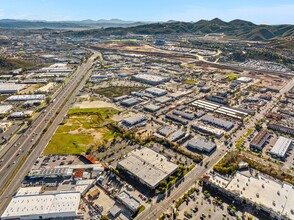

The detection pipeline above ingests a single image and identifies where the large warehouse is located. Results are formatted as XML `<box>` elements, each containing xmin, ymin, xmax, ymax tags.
<box><xmin>187</xmin><ymin>137</ymin><xmax>216</xmax><ymax>154</ymax></box>
<box><xmin>1</xmin><ymin>192</ymin><xmax>81</xmax><ymax>220</ymax></box>
<box><xmin>0</xmin><ymin>83</ymin><xmax>26</xmax><ymax>94</ymax></box>
<box><xmin>200</xmin><ymin>115</ymin><xmax>234</xmax><ymax>131</ymax></box>
<box><xmin>117</xmin><ymin>147</ymin><xmax>178</xmax><ymax>189</ymax></box>
<box><xmin>132</xmin><ymin>73</ymin><xmax>170</xmax><ymax>85</ymax></box>
<box><xmin>269</xmin><ymin>136</ymin><xmax>292</xmax><ymax>159</ymax></box>
<box><xmin>145</xmin><ymin>87</ymin><xmax>168</xmax><ymax>96</ymax></box>
<box><xmin>121</xmin><ymin>114</ymin><xmax>147</xmax><ymax>128</ymax></box>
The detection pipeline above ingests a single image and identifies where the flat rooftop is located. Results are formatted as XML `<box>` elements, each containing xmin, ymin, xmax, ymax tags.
<box><xmin>117</xmin><ymin>147</ymin><xmax>178</xmax><ymax>189</ymax></box>
<box><xmin>1</xmin><ymin>192</ymin><xmax>80</xmax><ymax>219</ymax></box>
<box><xmin>226</xmin><ymin>172</ymin><xmax>294</xmax><ymax>218</ymax></box>
<box><xmin>270</xmin><ymin>136</ymin><xmax>292</xmax><ymax>158</ymax></box>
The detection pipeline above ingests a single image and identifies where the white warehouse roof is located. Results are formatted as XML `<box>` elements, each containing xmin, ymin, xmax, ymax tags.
<box><xmin>1</xmin><ymin>192</ymin><xmax>80</xmax><ymax>220</ymax></box>
<box><xmin>270</xmin><ymin>136</ymin><xmax>292</xmax><ymax>158</ymax></box>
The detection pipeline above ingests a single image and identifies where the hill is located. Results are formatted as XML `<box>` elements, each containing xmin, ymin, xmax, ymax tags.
<box><xmin>62</xmin><ymin>18</ymin><xmax>294</xmax><ymax>41</ymax></box>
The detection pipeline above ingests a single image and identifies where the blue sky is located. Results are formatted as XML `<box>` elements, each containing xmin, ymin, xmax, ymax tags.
<box><xmin>0</xmin><ymin>0</ymin><xmax>293</xmax><ymax>24</ymax></box>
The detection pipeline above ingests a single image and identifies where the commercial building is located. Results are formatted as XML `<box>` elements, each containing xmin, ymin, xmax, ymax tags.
<box><xmin>269</xmin><ymin>136</ymin><xmax>292</xmax><ymax>159</ymax></box>
<box><xmin>117</xmin><ymin>191</ymin><xmax>140</xmax><ymax>213</ymax></box>
<box><xmin>191</xmin><ymin>100</ymin><xmax>220</xmax><ymax>111</ymax></box>
<box><xmin>145</xmin><ymin>87</ymin><xmax>167</xmax><ymax>96</ymax></box>
<box><xmin>204</xmin><ymin>171</ymin><xmax>294</xmax><ymax>220</ymax></box>
<box><xmin>1</xmin><ymin>192</ymin><xmax>81</xmax><ymax>220</ymax></box>
<box><xmin>201</xmin><ymin>115</ymin><xmax>234</xmax><ymax>131</ymax></box>
<box><xmin>0</xmin><ymin>83</ymin><xmax>26</xmax><ymax>94</ymax></box>
<box><xmin>250</xmin><ymin>130</ymin><xmax>270</xmax><ymax>150</ymax></box>
<box><xmin>6</xmin><ymin>94</ymin><xmax>46</xmax><ymax>102</ymax></box>
<box><xmin>187</xmin><ymin>137</ymin><xmax>216</xmax><ymax>154</ymax></box>
<box><xmin>268</xmin><ymin>123</ymin><xmax>294</xmax><ymax>136</ymax></box>
<box><xmin>121</xmin><ymin>114</ymin><xmax>147</xmax><ymax>128</ymax></box>
<box><xmin>121</xmin><ymin>98</ymin><xmax>139</xmax><ymax>107</ymax></box>
<box><xmin>117</xmin><ymin>147</ymin><xmax>178</xmax><ymax>189</ymax></box>
<box><xmin>191</xmin><ymin>123</ymin><xmax>224</xmax><ymax>139</ymax></box>
<box><xmin>132</xmin><ymin>73</ymin><xmax>170</xmax><ymax>85</ymax></box>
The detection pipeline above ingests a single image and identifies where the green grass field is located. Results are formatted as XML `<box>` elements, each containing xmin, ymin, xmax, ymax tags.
<box><xmin>226</xmin><ymin>73</ymin><xmax>238</xmax><ymax>81</ymax></box>
<box><xmin>44</xmin><ymin>133</ymin><xmax>93</xmax><ymax>155</ymax></box>
<box><xmin>43</xmin><ymin>107</ymin><xmax>120</xmax><ymax>155</ymax></box>
<box><xmin>184</xmin><ymin>79</ymin><xmax>197</xmax><ymax>85</ymax></box>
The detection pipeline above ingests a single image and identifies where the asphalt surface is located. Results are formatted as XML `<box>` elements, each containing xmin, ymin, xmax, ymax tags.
<box><xmin>137</xmin><ymin>77</ymin><xmax>294</xmax><ymax>220</ymax></box>
<box><xmin>0</xmin><ymin>52</ymin><xmax>98</xmax><ymax>214</ymax></box>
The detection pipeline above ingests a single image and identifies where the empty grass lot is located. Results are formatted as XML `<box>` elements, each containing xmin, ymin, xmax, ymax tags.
<box><xmin>43</xmin><ymin>107</ymin><xmax>120</xmax><ymax>155</ymax></box>
<box><xmin>94</xmin><ymin>86</ymin><xmax>146</xmax><ymax>98</ymax></box>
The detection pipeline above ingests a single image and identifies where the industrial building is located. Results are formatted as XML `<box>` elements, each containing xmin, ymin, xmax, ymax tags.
<box><xmin>145</xmin><ymin>87</ymin><xmax>167</xmax><ymax>96</ymax></box>
<box><xmin>28</xmin><ymin>167</ymin><xmax>73</xmax><ymax>179</ymax></box>
<box><xmin>192</xmin><ymin>100</ymin><xmax>248</xmax><ymax>120</ymax></box>
<box><xmin>121</xmin><ymin>114</ymin><xmax>147</xmax><ymax>128</ymax></box>
<box><xmin>167</xmin><ymin>130</ymin><xmax>186</xmax><ymax>142</ymax></box>
<box><xmin>204</xmin><ymin>171</ymin><xmax>294</xmax><ymax>220</ymax></box>
<box><xmin>1</xmin><ymin>192</ymin><xmax>81</xmax><ymax>220</ymax></box>
<box><xmin>191</xmin><ymin>123</ymin><xmax>224</xmax><ymax>139</ymax></box>
<box><xmin>200</xmin><ymin>115</ymin><xmax>234</xmax><ymax>131</ymax></box>
<box><xmin>157</xmin><ymin>126</ymin><xmax>175</xmax><ymax>137</ymax></box>
<box><xmin>268</xmin><ymin>123</ymin><xmax>294</xmax><ymax>136</ymax></box>
<box><xmin>250</xmin><ymin>130</ymin><xmax>270</xmax><ymax>150</ymax></box>
<box><xmin>237</xmin><ymin>77</ymin><xmax>253</xmax><ymax>83</ymax></box>
<box><xmin>144</xmin><ymin>104</ymin><xmax>161</xmax><ymax>112</ymax></box>
<box><xmin>0</xmin><ymin>83</ymin><xmax>26</xmax><ymax>94</ymax></box>
<box><xmin>117</xmin><ymin>191</ymin><xmax>140</xmax><ymax>213</ymax></box>
<box><xmin>6</xmin><ymin>94</ymin><xmax>46</xmax><ymax>102</ymax></box>
<box><xmin>166</xmin><ymin>113</ymin><xmax>188</xmax><ymax>125</ymax></box>
<box><xmin>172</xmin><ymin>110</ymin><xmax>195</xmax><ymax>120</ymax></box>
<box><xmin>269</xmin><ymin>136</ymin><xmax>292</xmax><ymax>159</ymax></box>
<box><xmin>132</xmin><ymin>73</ymin><xmax>170</xmax><ymax>85</ymax></box>
<box><xmin>121</xmin><ymin>98</ymin><xmax>139</xmax><ymax>107</ymax></box>
<box><xmin>0</xmin><ymin>105</ymin><xmax>13</xmax><ymax>117</ymax></box>
<box><xmin>206</xmin><ymin>95</ymin><xmax>229</xmax><ymax>105</ymax></box>
<box><xmin>117</xmin><ymin>147</ymin><xmax>178</xmax><ymax>189</ymax></box>
<box><xmin>155</xmin><ymin>96</ymin><xmax>172</xmax><ymax>104</ymax></box>
<box><xmin>187</xmin><ymin>137</ymin><xmax>216</xmax><ymax>154</ymax></box>
<box><xmin>36</xmin><ymin>82</ymin><xmax>56</xmax><ymax>94</ymax></box>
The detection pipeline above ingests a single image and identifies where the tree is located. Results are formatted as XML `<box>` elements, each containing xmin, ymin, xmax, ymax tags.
<box><xmin>100</xmin><ymin>215</ymin><xmax>109</xmax><ymax>220</ymax></box>
<box><xmin>45</xmin><ymin>97</ymin><xmax>51</xmax><ymax>105</ymax></box>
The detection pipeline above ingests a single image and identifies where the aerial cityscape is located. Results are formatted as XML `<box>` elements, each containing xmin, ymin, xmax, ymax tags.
<box><xmin>0</xmin><ymin>1</ymin><xmax>293</xmax><ymax>220</ymax></box>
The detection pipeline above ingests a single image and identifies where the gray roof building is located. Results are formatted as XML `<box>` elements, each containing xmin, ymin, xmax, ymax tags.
<box><xmin>117</xmin><ymin>147</ymin><xmax>178</xmax><ymax>189</ymax></box>
<box><xmin>187</xmin><ymin>137</ymin><xmax>216</xmax><ymax>154</ymax></box>
<box><xmin>200</xmin><ymin>115</ymin><xmax>234</xmax><ymax>131</ymax></box>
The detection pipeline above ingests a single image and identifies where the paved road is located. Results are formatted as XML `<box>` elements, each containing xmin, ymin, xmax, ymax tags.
<box><xmin>137</xmin><ymin>77</ymin><xmax>294</xmax><ymax>220</ymax></box>
<box><xmin>0</xmin><ymin>52</ymin><xmax>99</xmax><ymax>214</ymax></box>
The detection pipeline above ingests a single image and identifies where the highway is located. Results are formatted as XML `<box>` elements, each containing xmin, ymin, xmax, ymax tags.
<box><xmin>138</xmin><ymin>76</ymin><xmax>294</xmax><ymax>220</ymax></box>
<box><xmin>0</xmin><ymin>52</ymin><xmax>99</xmax><ymax>214</ymax></box>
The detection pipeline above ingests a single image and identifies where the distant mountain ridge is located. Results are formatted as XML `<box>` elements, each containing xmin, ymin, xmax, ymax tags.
<box><xmin>62</xmin><ymin>18</ymin><xmax>294</xmax><ymax>41</ymax></box>
<box><xmin>1</xmin><ymin>18</ymin><xmax>293</xmax><ymax>41</ymax></box>
<box><xmin>0</xmin><ymin>19</ymin><xmax>151</xmax><ymax>29</ymax></box>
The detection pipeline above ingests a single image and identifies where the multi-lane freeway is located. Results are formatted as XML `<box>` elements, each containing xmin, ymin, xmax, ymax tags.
<box><xmin>0</xmin><ymin>52</ymin><xmax>99</xmax><ymax>214</ymax></box>
<box><xmin>138</xmin><ymin>76</ymin><xmax>294</xmax><ymax>220</ymax></box>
